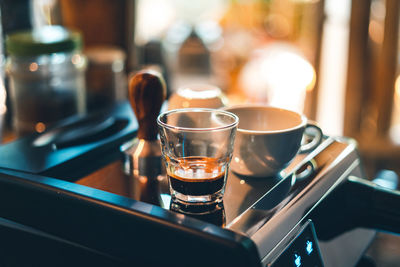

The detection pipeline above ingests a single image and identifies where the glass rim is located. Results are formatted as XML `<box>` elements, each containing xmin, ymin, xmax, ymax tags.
<box><xmin>157</xmin><ymin>108</ymin><xmax>239</xmax><ymax>132</ymax></box>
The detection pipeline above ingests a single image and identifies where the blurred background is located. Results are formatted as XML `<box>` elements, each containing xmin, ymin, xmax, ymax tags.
<box><xmin>0</xmin><ymin>0</ymin><xmax>399</xmax><ymax>265</ymax></box>
<box><xmin>1</xmin><ymin>0</ymin><xmax>395</xmax><ymax>178</ymax></box>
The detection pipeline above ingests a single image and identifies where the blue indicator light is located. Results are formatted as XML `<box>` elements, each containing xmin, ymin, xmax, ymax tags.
<box><xmin>294</xmin><ymin>253</ymin><xmax>302</xmax><ymax>267</ymax></box>
<box><xmin>306</xmin><ymin>240</ymin><xmax>313</xmax><ymax>255</ymax></box>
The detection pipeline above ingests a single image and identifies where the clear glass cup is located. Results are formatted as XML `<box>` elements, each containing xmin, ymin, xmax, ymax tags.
<box><xmin>157</xmin><ymin>108</ymin><xmax>238</xmax><ymax>204</ymax></box>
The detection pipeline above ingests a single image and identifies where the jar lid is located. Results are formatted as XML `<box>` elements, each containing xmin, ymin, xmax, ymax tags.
<box><xmin>6</xmin><ymin>26</ymin><xmax>82</xmax><ymax>56</ymax></box>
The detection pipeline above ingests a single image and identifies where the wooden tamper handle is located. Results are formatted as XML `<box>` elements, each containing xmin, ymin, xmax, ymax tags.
<box><xmin>129</xmin><ymin>70</ymin><xmax>166</xmax><ymax>140</ymax></box>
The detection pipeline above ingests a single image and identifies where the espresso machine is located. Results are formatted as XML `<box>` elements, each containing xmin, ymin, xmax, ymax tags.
<box><xmin>0</xmin><ymin>73</ymin><xmax>398</xmax><ymax>267</ymax></box>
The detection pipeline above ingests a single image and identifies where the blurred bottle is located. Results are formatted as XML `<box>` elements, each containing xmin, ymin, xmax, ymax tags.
<box><xmin>85</xmin><ymin>45</ymin><xmax>127</xmax><ymax>113</ymax></box>
<box><xmin>0</xmin><ymin>0</ymin><xmax>32</xmax><ymax>133</ymax></box>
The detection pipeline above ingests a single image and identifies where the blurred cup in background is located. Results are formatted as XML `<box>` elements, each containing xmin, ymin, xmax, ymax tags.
<box><xmin>168</xmin><ymin>83</ymin><xmax>227</xmax><ymax>110</ymax></box>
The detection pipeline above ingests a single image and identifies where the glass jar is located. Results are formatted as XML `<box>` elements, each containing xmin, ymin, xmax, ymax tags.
<box><xmin>5</xmin><ymin>26</ymin><xmax>87</xmax><ymax>135</ymax></box>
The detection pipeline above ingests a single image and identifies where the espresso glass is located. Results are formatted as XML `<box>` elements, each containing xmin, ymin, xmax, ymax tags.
<box><xmin>157</xmin><ymin>109</ymin><xmax>238</xmax><ymax>204</ymax></box>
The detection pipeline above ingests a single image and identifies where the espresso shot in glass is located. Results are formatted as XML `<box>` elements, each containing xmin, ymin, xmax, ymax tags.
<box><xmin>157</xmin><ymin>109</ymin><xmax>238</xmax><ymax>204</ymax></box>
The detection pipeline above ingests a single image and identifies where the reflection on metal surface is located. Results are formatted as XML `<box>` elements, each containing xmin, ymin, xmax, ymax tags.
<box><xmin>122</xmin><ymin>137</ymin><xmax>167</xmax><ymax>207</ymax></box>
<box><xmin>294</xmin><ymin>159</ymin><xmax>317</xmax><ymax>181</ymax></box>
<box><xmin>226</xmin><ymin>136</ymin><xmax>357</xmax><ymax>243</ymax></box>
<box><xmin>128</xmin><ymin>173</ymin><xmax>167</xmax><ymax>207</ymax></box>
<box><xmin>170</xmin><ymin>201</ymin><xmax>226</xmax><ymax>227</ymax></box>
<box><xmin>226</xmin><ymin>138</ymin><xmax>335</xmax><ymax>233</ymax></box>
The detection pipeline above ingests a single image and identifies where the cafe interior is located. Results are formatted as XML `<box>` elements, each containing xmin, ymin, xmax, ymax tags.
<box><xmin>0</xmin><ymin>0</ymin><xmax>399</xmax><ymax>266</ymax></box>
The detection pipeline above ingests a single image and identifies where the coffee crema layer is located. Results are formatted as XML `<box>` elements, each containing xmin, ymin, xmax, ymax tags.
<box><xmin>166</xmin><ymin>156</ymin><xmax>226</xmax><ymax>196</ymax></box>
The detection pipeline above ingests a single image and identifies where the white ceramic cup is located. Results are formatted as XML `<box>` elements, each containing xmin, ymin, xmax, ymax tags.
<box><xmin>168</xmin><ymin>84</ymin><xmax>227</xmax><ymax>110</ymax></box>
<box><xmin>224</xmin><ymin>105</ymin><xmax>323</xmax><ymax>177</ymax></box>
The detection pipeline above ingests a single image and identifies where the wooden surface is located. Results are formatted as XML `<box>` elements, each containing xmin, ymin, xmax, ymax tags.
<box><xmin>344</xmin><ymin>0</ymin><xmax>372</xmax><ymax>137</ymax></box>
<box><xmin>375</xmin><ymin>0</ymin><xmax>400</xmax><ymax>135</ymax></box>
<box><xmin>303</xmin><ymin>0</ymin><xmax>325</xmax><ymax>121</ymax></box>
<box><xmin>60</xmin><ymin>0</ymin><xmax>128</xmax><ymax>49</ymax></box>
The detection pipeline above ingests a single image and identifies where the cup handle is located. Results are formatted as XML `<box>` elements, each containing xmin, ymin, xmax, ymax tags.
<box><xmin>299</xmin><ymin>121</ymin><xmax>323</xmax><ymax>154</ymax></box>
